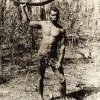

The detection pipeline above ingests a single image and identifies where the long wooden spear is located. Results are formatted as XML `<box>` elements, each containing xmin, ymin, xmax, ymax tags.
<box><xmin>14</xmin><ymin>0</ymin><xmax>54</xmax><ymax>6</ymax></box>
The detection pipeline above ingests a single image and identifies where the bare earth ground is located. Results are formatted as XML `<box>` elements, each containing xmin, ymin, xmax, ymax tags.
<box><xmin>0</xmin><ymin>45</ymin><xmax>100</xmax><ymax>100</ymax></box>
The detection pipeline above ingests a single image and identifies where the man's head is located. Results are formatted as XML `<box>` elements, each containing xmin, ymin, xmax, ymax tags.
<box><xmin>49</xmin><ymin>7</ymin><xmax>59</xmax><ymax>22</ymax></box>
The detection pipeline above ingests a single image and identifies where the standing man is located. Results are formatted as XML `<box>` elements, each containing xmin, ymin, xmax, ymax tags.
<box><xmin>24</xmin><ymin>5</ymin><xmax>66</xmax><ymax>100</ymax></box>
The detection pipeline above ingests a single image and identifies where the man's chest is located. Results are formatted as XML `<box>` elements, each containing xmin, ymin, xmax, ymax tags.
<box><xmin>42</xmin><ymin>22</ymin><xmax>63</xmax><ymax>37</ymax></box>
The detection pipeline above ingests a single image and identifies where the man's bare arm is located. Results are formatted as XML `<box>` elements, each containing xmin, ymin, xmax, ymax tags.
<box><xmin>23</xmin><ymin>4</ymin><xmax>30</xmax><ymax>22</ymax></box>
<box><xmin>56</xmin><ymin>31</ymin><xmax>66</xmax><ymax>68</ymax></box>
<box><xmin>23</xmin><ymin>4</ymin><xmax>42</xmax><ymax>28</ymax></box>
<box><xmin>29</xmin><ymin>21</ymin><xmax>42</xmax><ymax>29</ymax></box>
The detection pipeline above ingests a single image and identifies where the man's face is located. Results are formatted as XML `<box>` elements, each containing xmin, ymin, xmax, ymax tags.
<box><xmin>50</xmin><ymin>10</ymin><xmax>59</xmax><ymax>22</ymax></box>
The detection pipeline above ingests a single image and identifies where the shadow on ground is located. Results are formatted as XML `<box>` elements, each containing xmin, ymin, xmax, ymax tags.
<box><xmin>64</xmin><ymin>57</ymin><xmax>93</xmax><ymax>65</ymax></box>
<box><xmin>51</xmin><ymin>87</ymin><xmax>100</xmax><ymax>100</ymax></box>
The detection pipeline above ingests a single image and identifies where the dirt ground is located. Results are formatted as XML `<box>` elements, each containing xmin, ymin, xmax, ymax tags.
<box><xmin>0</xmin><ymin>45</ymin><xmax>100</xmax><ymax>100</ymax></box>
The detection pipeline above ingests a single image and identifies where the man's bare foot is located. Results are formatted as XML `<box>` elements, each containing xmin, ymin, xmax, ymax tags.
<box><xmin>49</xmin><ymin>93</ymin><xmax>68</xmax><ymax>100</ymax></box>
<box><xmin>49</xmin><ymin>93</ymin><xmax>54</xmax><ymax>100</ymax></box>
<box><xmin>38</xmin><ymin>95</ymin><xmax>44</xmax><ymax>100</ymax></box>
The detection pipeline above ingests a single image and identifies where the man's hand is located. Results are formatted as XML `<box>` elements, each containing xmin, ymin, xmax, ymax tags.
<box><xmin>22</xmin><ymin>2</ymin><xmax>28</xmax><ymax>8</ymax></box>
<box><xmin>56</xmin><ymin>62</ymin><xmax>61</xmax><ymax>69</ymax></box>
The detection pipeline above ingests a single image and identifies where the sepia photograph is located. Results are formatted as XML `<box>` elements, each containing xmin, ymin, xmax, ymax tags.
<box><xmin>0</xmin><ymin>0</ymin><xmax>100</xmax><ymax>100</ymax></box>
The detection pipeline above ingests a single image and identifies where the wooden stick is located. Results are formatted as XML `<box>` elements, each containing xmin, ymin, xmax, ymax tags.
<box><xmin>14</xmin><ymin>0</ymin><xmax>54</xmax><ymax>6</ymax></box>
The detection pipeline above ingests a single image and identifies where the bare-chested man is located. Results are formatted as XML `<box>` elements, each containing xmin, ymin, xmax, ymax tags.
<box><xmin>23</xmin><ymin>5</ymin><xmax>66</xmax><ymax>100</ymax></box>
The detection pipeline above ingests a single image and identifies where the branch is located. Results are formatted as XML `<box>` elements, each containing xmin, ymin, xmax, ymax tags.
<box><xmin>14</xmin><ymin>0</ymin><xmax>55</xmax><ymax>6</ymax></box>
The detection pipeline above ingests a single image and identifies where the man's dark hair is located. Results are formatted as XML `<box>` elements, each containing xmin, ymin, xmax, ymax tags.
<box><xmin>50</xmin><ymin>6</ymin><xmax>60</xmax><ymax>19</ymax></box>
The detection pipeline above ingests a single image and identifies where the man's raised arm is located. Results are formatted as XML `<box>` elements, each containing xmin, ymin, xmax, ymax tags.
<box><xmin>22</xmin><ymin>4</ymin><xmax>42</xmax><ymax>29</ymax></box>
<box><xmin>29</xmin><ymin>21</ymin><xmax>42</xmax><ymax>29</ymax></box>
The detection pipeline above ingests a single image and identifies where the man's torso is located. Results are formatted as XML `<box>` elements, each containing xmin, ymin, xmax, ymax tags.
<box><xmin>38</xmin><ymin>21</ymin><xmax>64</xmax><ymax>58</ymax></box>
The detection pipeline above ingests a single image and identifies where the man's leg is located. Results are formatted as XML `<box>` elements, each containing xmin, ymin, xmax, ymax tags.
<box><xmin>58</xmin><ymin>67</ymin><xmax>66</xmax><ymax>98</ymax></box>
<box><xmin>51</xmin><ymin>65</ymin><xmax>66</xmax><ymax>98</ymax></box>
<box><xmin>38</xmin><ymin>56</ymin><xmax>47</xmax><ymax>100</ymax></box>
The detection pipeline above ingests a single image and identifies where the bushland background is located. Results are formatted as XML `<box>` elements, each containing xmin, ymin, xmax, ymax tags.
<box><xmin>0</xmin><ymin>0</ymin><xmax>100</xmax><ymax>100</ymax></box>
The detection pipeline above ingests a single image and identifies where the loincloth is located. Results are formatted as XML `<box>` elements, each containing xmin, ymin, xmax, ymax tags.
<box><xmin>37</xmin><ymin>54</ymin><xmax>58</xmax><ymax>67</ymax></box>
